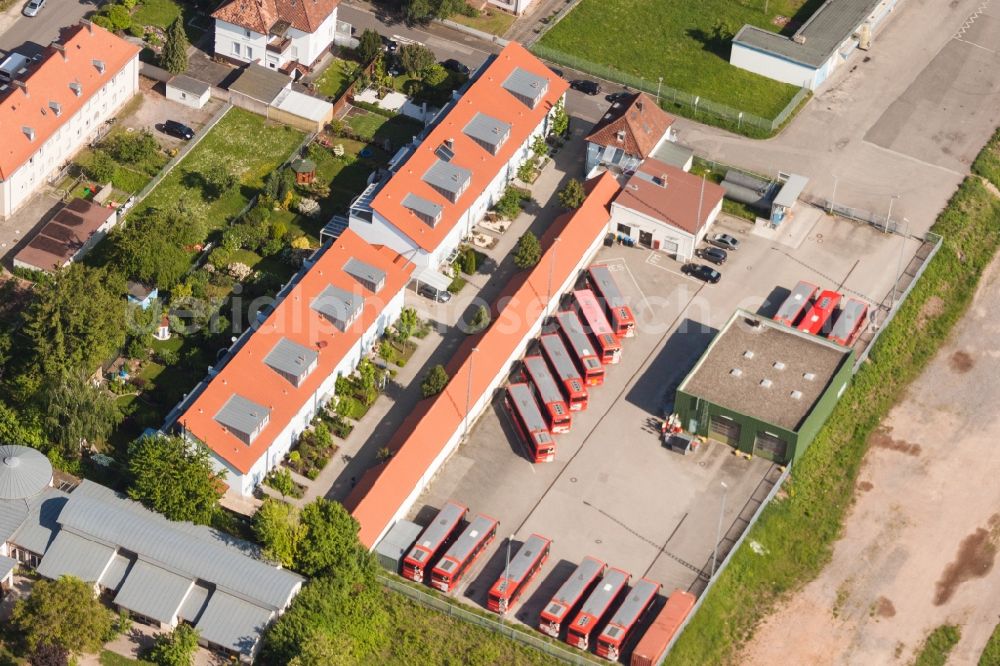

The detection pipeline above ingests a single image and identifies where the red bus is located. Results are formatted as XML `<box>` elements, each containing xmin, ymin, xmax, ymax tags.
<box><xmin>487</xmin><ymin>533</ymin><xmax>552</xmax><ymax>614</ymax></box>
<box><xmin>539</xmin><ymin>556</ymin><xmax>606</xmax><ymax>638</ymax></box>
<box><xmin>828</xmin><ymin>297</ymin><xmax>869</xmax><ymax>347</ymax></box>
<box><xmin>573</xmin><ymin>289</ymin><xmax>622</xmax><ymax>365</ymax></box>
<box><xmin>773</xmin><ymin>280</ymin><xmax>819</xmax><ymax>327</ymax></box>
<box><xmin>402</xmin><ymin>500</ymin><xmax>468</xmax><ymax>583</ymax></box>
<box><xmin>523</xmin><ymin>355</ymin><xmax>572</xmax><ymax>433</ymax></box>
<box><xmin>506</xmin><ymin>383</ymin><xmax>557</xmax><ymax>463</ymax></box>
<box><xmin>630</xmin><ymin>589</ymin><xmax>696</xmax><ymax>666</ymax></box>
<box><xmin>430</xmin><ymin>513</ymin><xmax>498</xmax><ymax>593</ymax></box>
<box><xmin>588</xmin><ymin>264</ymin><xmax>636</xmax><ymax>338</ymax></box>
<box><xmin>595</xmin><ymin>578</ymin><xmax>661</xmax><ymax>661</ymax></box>
<box><xmin>539</xmin><ymin>334</ymin><xmax>588</xmax><ymax>411</ymax></box>
<box><xmin>796</xmin><ymin>289</ymin><xmax>842</xmax><ymax>335</ymax></box>
<box><xmin>567</xmin><ymin>567</ymin><xmax>630</xmax><ymax>650</ymax></box>
<box><xmin>556</xmin><ymin>311</ymin><xmax>605</xmax><ymax>386</ymax></box>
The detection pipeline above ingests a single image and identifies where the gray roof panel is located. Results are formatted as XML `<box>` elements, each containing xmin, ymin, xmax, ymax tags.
<box><xmin>422</xmin><ymin>159</ymin><xmax>472</xmax><ymax>203</ymax></box>
<box><xmin>9</xmin><ymin>489</ymin><xmax>67</xmax><ymax>555</ymax></box>
<box><xmin>214</xmin><ymin>394</ymin><xmax>270</xmax><ymax>443</ymax></box>
<box><xmin>438</xmin><ymin>514</ymin><xmax>498</xmax><ymax>568</ymax></box>
<box><xmin>114</xmin><ymin>559</ymin><xmax>193</xmax><ymax>625</ymax></box>
<box><xmin>577</xmin><ymin>567</ymin><xmax>630</xmax><ymax>620</ymax></box>
<box><xmin>264</xmin><ymin>338</ymin><xmax>318</xmax><ymax>386</ymax></box>
<box><xmin>773</xmin><ymin>174</ymin><xmax>809</xmax><ymax>208</ymax></box>
<box><xmin>36</xmin><ymin>530</ymin><xmax>114</xmax><ymax>583</ymax></box>
<box><xmin>343</xmin><ymin>257</ymin><xmax>386</xmax><ymax>294</ymax></box>
<box><xmin>0</xmin><ymin>554</ymin><xmax>15</xmax><ymax>580</ymax></box>
<box><xmin>588</xmin><ymin>265</ymin><xmax>625</xmax><ymax>306</ymax></box>
<box><xmin>411</xmin><ymin>501</ymin><xmax>467</xmax><ymax>559</ymax></box>
<box><xmin>498</xmin><ymin>534</ymin><xmax>551</xmax><ymax>590</ymax></box>
<box><xmin>463</xmin><ymin>112</ymin><xmax>511</xmax><ymax>154</ymax></box>
<box><xmin>502</xmin><ymin>67</ymin><xmax>549</xmax><ymax>109</ymax></box>
<box><xmin>539</xmin><ymin>334</ymin><xmax>585</xmax><ymax>388</ymax></box>
<box><xmin>311</xmin><ymin>284</ymin><xmax>364</xmax><ymax>331</ymax></box>
<box><xmin>99</xmin><ymin>552</ymin><xmax>132</xmax><ymax>593</ymax></box>
<box><xmin>178</xmin><ymin>583</ymin><xmax>211</xmax><ymax>624</ymax></box>
<box><xmin>507</xmin><ymin>382</ymin><xmax>549</xmax><ymax>432</ymax></box>
<box><xmin>0</xmin><ymin>445</ymin><xmax>53</xmax><ymax>500</ymax></box>
<box><xmin>599</xmin><ymin>578</ymin><xmax>660</xmax><ymax>636</ymax></box>
<box><xmin>0</xmin><ymin>500</ymin><xmax>27</xmax><ymax>544</ymax></box>
<box><xmin>544</xmin><ymin>556</ymin><xmax>605</xmax><ymax>618</ymax></box>
<box><xmin>523</xmin><ymin>356</ymin><xmax>566</xmax><ymax>411</ymax></box>
<box><xmin>196</xmin><ymin>591</ymin><xmax>274</xmax><ymax>656</ymax></box>
<box><xmin>402</xmin><ymin>193</ymin><xmax>444</xmax><ymax>228</ymax></box>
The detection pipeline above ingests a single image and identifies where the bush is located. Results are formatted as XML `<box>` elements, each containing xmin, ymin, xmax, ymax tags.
<box><xmin>447</xmin><ymin>274</ymin><xmax>466</xmax><ymax>294</ymax></box>
<box><xmin>350</xmin><ymin>99</ymin><xmax>398</xmax><ymax>118</ymax></box>
<box><xmin>494</xmin><ymin>186</ymin><xmax>528</xmax><ymax>220</ymax></box>
<box><xmin>85</xmin><ymin>150</ymin><xmax>117</xmax><ymax>184</ymax></box>
<box><xmin>105</xmin><ymin>130</ymin><xmax>160</xmax><ymax>167</ymax></box>
<box><xmin>100</xmin><ymin>4</ymin><xmax>132</xmax><ymax>31</ymax></box>
<box><xmin>513</xmin><ymin>231</ymin><xmax>541</xmax><ymax>269</ymax></box>
<box><xmin>558</xmin><ymin>178</ymin><xmax>586</xmax><ymax>209</ymax></box>
<box><xmin>421</xmin><ymin>364</ymin><xmax>449</xmax><ymax>398</ymax></box>
<box><xmin>972</xmin><ymin>126</ymin><xmax>1000</xmax><ymax>189</ymax></box>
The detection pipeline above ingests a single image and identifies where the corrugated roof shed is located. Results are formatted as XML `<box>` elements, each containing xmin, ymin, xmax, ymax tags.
<box><xmin>196</xmin><ymin>591</ymin><xmax>276</xmax><ymax>656</ymax></box>
<box><xmin>113</xmin><ymin>559</ymin><xmax>193</xmax><ymax>624</ymax></box>
<box><xmin>35</xmin><ymin>530</ymin><xmax>114</xmax><ymax>582</ymax></box>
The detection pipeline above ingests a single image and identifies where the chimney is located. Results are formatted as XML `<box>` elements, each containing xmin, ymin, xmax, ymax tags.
<box><xmin>659</xmin><ymin>174</ymin><xmax>668</xmax><ymax>188</ymax></box>
<box><xmin>93</xmin><ymin>59</ymin><xmax>105</xmax><ymax>74</ymax></box>
<box><xmin>22</xmin><ymin>126</ymin><xmax>35</xmax><ymax>141</ymax></box>
<box><xmin>14</xmin><ymin>80</ymin><xmax>27</xmax><ymax>97</ymax></box>
<box><xmin>51</xmin><ymin>42</ymin><xmax>67</xmax><ymax>61</ymax></box>
<box><xmin>636</xmin><ymin>99</ymin><xmax>643</xmax><ymax>111</ymax></box>
<box><xmin>81</xmin><ymin>18</ymin><xmax>93</xmax><ymax>33</ymax></box>
<box><xmin>445</xmin><ymin>137</ymin><xmax>454</xmax><ymax>151</ymax></box>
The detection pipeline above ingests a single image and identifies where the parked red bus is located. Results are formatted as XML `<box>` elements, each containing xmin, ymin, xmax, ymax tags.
<box><xmin>828</xmin><ymin>297</ymin><xmax>869</xmax><ymax>346</ymax></box>
<box><xmin>539</xmin><ymin>556</ymin><xmax>606</xmax><ymax>638</ymax></box>
<box><xmin>567</xmin><ymin>567</ymin><xmax>630</xmax><ymax>650</ymax></box>
<box><xmin>588</xmin><ymin>264</ymin><xmax>636</xmax><ymax>338</ymax></box>
<box><xmin>430</xmin><ymin>513</ymin><xmax>498</xmax><ymax>593</ymax></box>
<box><xmin>573</xmin><ymin>289</ymin><xmax>622</xmax><ymax>365</ymax></box>
<box><xmin>539</xmin><ymin>334</ymin><xmax>588</xmax><ymax>411</ymax></box>
<box><xmin>796</xmin><ymin>289</ymin><xmax>842</xmax><ymax>335</ymax></box>
<box><xmin>773</xmin><ymin>280</ymin><xmax>819</xmax><ymax>327</ymax></box>
<box><xmin>595</xmin><ymin>578</ymin><xmax>661</xmax><ymax>661</ymax></box>
<box><xmin>523</xmin><ymin>355</ymin><xmax>571</xmax><ymax>433</ymax></box>
<box><xmin>506</xmin><ymin>383</ymin><xmax>557</xmax><ymax>463</ymax></box>
<box><xmin>630</xmin><ymin>589</ymin><xmax>696</xmax><ymax>666</ymax></box>
<box><xmin>402</xmin><ymin>500</ymin><xmax>468</xmax><ymax>583</ymax></box>
<box><xmin>556</xmin><ymin>311</ymin><xmax>605</xmax><ymax>386</ymax></box>
<box><xmin>487</xmin><ymin>533</ymin><xmax>552</xmax><ymax>614</ymax></box>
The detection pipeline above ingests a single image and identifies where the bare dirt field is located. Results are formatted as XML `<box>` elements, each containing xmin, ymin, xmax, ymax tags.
<box><xmin>738</xmin><ymin>252</ymin><xmax>1000</xmax><ymax>665</ymax></box>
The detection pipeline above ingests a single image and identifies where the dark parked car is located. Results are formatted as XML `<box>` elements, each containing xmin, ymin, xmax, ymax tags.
<box><xmin>605</xmin><ymin>91</ymin><xmax>632</xmax><ymax>103</ymax></box>
<box><xmin>382</xmin><ymin>36</ymin><xmax>398</xmax><ymax>53</ymax></box>
<box><xmin>682</xmin><ymin>263</ymin><xmax>722</xmax><ymax>284</ymax></box>
<box><xmin>710</xmin><ymin>233</ymin><xmax>741</xmax><ymax>251</ymax></box>
<box><xmin>570</xmin><ymin>79</ymin><xmax>601</xmax><ymax>95</ymax></box>
<box><xmin>163</xmin><ymin>120</ymin><xmax>194</xmax><ymax>140</ymax></box>
<box><xmin>418</xmin><ymin>283</ymin><xmax>452</xmax><ymax>303</ymax></box>
<box><xmin>696</xmin><ymin>246</ymin><xmax>728</xmax><ymax>265</ymax></box>
<box><xmin>441</xmin><ymin>59</ymin><xmax>470</xmax><ymax>76</ymax></box>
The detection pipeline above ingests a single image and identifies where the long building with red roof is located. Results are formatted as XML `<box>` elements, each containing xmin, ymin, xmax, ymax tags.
<box><xmin>348</xmin><ymin>42</ymin><xmax>567</xmax><ymax>294</ymax></box>
<box><xmin>346</xmin><ymin>172</ymin><xmax>621</xmax><ymax>549</ymax></box>
<box><xmin>179</xmin><ymin>230</ymin><xmax>413</xmax><ymax>496</ymax></box>
<box><xmin>0</xmin><ymin>21</ymin><xmax>139</xmax><ymax>220</ymax></box>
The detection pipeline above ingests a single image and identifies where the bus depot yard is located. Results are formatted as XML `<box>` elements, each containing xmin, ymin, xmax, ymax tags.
<box><xmin>397</xmin><ymin>207</ymin><xmax>933</xmax><ymax>660</ymax></box>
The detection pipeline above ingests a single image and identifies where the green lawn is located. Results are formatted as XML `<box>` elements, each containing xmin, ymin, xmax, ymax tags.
<box><xmin>914</xmin><ymin>625</ymin><xmax>962</xmax><ymax>666</ymax></box>
<box><xmin>314</xmin><ymin>58</ymin><xmax>355</xmax><ymax>99</ymax></box>
<box><xmin>539</xmin><ymin>0</ymin><xmax>814</xmax><ymax>117</ymax></box>
<box><xmin>99</xmin><ymin>650</ymin><xmax>154</xmax><ymax>666</ymax></box>
<box><xmin>132</xmin><ymin>0</ymin><xmax>182</xmax><ymax>29</ymax></box>
<box><xmin>449</xmin><ymin>8</ymin><xmax>516</xmax><ymax>36</ymax></box>
<box><xmin>348</xmin><ymin>112</ymin><xmax>423</xmax><ymax>151</ymax></box>
<box><xmin>981</xmin><ymin>621</ymin><xmax>1000</xmax><ymax>665</ymax></box>
<box><xmin>134</xmin><ymin>108</ymin><xmax>305</xmax><ymax>233</ymax></box>
<box><xmin>972</xmin><ymin>127</ymin><xmax>1000</xmax><ymax>189</ymax></box>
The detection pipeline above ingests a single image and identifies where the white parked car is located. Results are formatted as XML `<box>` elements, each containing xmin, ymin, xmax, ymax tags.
<box><xmin>23</xmin><ymin>0</ymin><xmax>45</xmax><ymax>16</ymax></box>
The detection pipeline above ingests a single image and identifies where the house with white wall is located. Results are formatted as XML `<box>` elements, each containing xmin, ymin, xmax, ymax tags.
<box><xmin>212</xmin><ymin>0</ymin><xmax>340</xmax><ymax>76</ymax></box>
<box><xmin>0</xmin><ymin>21</ymin><xmax>139</xmax><ymax>221</ymax></box>
<box><xmin>179</xmin><ymin>230</ymin><xmax>413</xmax><ymax>496</ymax></box>
<box><xmin>348</xmin><ymin>42</ymin><xmax>568</xmax><ymax>294</ymax></box>
<box><xmin>584</xmin><ymin>92</ymin><xmax>677</xmax><ymax>178</ymax></box>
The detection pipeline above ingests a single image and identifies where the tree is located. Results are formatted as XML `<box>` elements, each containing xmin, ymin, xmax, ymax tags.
<box><xmin>421</xmin><ymin>62</ymin><xmax>448</xmax><ymax>86</ymax></box>
<box><xmin>127</xmin><ymin>434</ymin><xmax>226</xmax><ymax>525</ymax></box>
<box><xmin>147</xmin><ymin>624</ymin><xmax>200</xmax><ymax>666</ymax></box>
<box><xmin>513</xmin><ymin>231</ymin><xmax>542</xmax><ymax>269</ymax></box>
<box><xmin>41</xmin><ymin>371</ymin><xmax>122</xmax><ymax>458</ymax></box>
<box><xmin>161</xmin><ymin>17</ymin><xmax>189</xmax><ymax>74</ymax></box>
<box><xmin>398</xmin><ymin>43</ymin><xmax>435</xmax><ymax>75</ymax></box>
<box><xmin>396</xmin><ymin>307</ymin><xmax>419</xmax><ymax>340</ymax></box>
<box><xmin>30</xmin><ymin>643</ymin><xmax>69</xmax><ymax>666</ymax></box>
<box><xmin>253</xmin><ymin>498</ymin><xmax>303</xmax><ymax>568</ymax></box>
<box><xmin>268</xmin><ymin>467</ymin><xmax>297</xmax><ymax>497</ymax></box>
<box><xmin>100</xmin><ymin>4</ymin><xmax>132</xmax><ymax>32</ymax></box>
<box><xmin>201</xmin><ymin>162</ymin><xmax>240</xmax><ymax>200</ymax></box>
<box><xmin>12</xmin><ymin>576</ymin><xmax>115</xmax><ymax>655</ymax></box>
<box><xmin>295</xmin><ymin>499</ymin><xmax>372</xmax><ymax>578</ymax></box>
<box><xmin>85</xmin><ymin>150</ymin><xmax>117</xmax><ymax>184</ymax></box>
<box><xmin>421</xmin><ymin>364</ymin><xmax>449</xmax><ymax>398</ymax></box>
<box><xmin>494</xmin><ymin>186</ymin><xmax>525</xmax><ymax>220</ymax></box>
<box><xmin>516</xmin><ymin>158</ymin><xmax>537</xmax><ymax>183</ymax></box>
<box><xmin>108</xmin><ymin>216</ymin><xmax>191</xmax><ymax>289</ymax></box>
<box><xmin>531</xmin><ymin>134</ymin><xmax>549</xmax><ymax>159</ymax></box>
<box><xmin>551</xmin><ymin>98</ymin><xmax>569</xmax><ymax>137</ymax></box>
<box><xmin>0</xmin><ymin>401</ymin><xmax>45</xmax><ymax>449</ymax></box>
<box><xmin>467</xmin><ymin>305</ymin><xmax>490</xmax><ymax>334</ymax></box>
<box><xmin>404</xmin><ymin>0</ymin><xmax>434</xmax><ymax>24</ymax></box>
<box><xmin>105</xmin><ymin>130</ymin><xmax>159</xmax><ymax>166</ymax></box>
<box><xmin>357</xmin><ymin>29</ymin><xmax>382</xmax><ymax>63</ymax></box>
<box><xmin>558</xmin><ymin>178</ymin><xmax>587</xmax><ymax>209</ymax></box>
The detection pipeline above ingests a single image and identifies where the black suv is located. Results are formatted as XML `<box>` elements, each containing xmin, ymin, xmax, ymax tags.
<box><xmin>442</xmin><ymin>59</ymin><xmax>470</xmax><ymax>76</ymax></box>
<box><xmin>570</xmin><ymin>80</ymin><xmax>601</xmax><ymax>95</ymax></box>
<box><xmin>696</xmin><ymin>246</ymin><xmax>728</xmax><ymax>265</ymax></box>
<box><xmin>682</xmin><ymin>263</ymin><xmax>722</xmax><ymax>284</ymax></box>
<box><xmin>163</xmin><ymin>120</ymin><xmax>194</xmax><ymax>140</ymax></box>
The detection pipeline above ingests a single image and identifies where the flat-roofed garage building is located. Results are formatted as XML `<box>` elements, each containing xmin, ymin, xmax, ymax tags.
<box><xmin>674</xmin><ymin>310</ymin><xmax>854</xmax><ymax>464</ymax></box>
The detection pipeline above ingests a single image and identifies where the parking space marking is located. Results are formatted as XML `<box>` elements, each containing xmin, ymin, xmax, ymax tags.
<box><xmin>644</xmin><ymin>251</ymin><xmax>701</xmax><ymax>285</ymax></box>
<box><xmin>771</xmin><ymin>247</ymin><xmax>882</xmax><ymax>303</ymax></box>
<box><xmin>602</xmin><ymin>256</ymin><xmax>653</xmax><ymax>313</ymax></box>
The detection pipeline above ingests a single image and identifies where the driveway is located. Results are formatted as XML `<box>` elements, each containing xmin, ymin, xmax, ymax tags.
<box><xmin>0</xmin><ymin>0</ymin><xmax>99</xmax><ymax>54</ymax></box>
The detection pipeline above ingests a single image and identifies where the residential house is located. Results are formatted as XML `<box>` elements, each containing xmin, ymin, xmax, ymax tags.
<box><xmin>348</xmin><ymin>41</ymin><xmax>568</xmax><ymax>294</ymax></box>
<box><xmin>484</xmin><ymin>0</ymin><xmax>538</xmax><ymax>15</ymax></box>
<box><xmin>212</xmin><ymin>0</ymin><xmax>340</xmax><ymax>75</ymax></box>
<box><xmin>0</xmin><ymin>21</ymin><xmax>140</xmax><ymax>220</ymax></box>
<box><xmin>126</xmin><ymin>281</ymin><xmax>158</xmax><ymax>310</ymax></box>
<box><xmin>584</xmin><ymin>92</ymin><xmax>678</xmax><ymax>178</ymax></box>
<box><xmin>179</xmin><ymin>230</ymin><xmax>413</xmax><ymax>497</ymax></box>
<box><xmin>610</xmin><ymin>159</ymin><xmax>724</xmax><ymax>260</ymax></box>
<box><xmin>12</xmin><ymin>198</ymin><xmax>118</xmax><ymax>272</ymax></box>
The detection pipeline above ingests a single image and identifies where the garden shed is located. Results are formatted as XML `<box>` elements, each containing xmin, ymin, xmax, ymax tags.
<box><xmin>166</xmin><ymin>75</ymin><xmax>211</xmax><ymax>109</ymax></box>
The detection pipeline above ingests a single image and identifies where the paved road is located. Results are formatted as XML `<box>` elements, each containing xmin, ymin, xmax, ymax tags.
<box><xmin>0</xmin><ymin>0</ymin><xmax>99</xmax><ymax>54</ymax></box>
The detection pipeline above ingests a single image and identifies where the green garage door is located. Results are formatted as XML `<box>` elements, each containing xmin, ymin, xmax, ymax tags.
<box><xmin>753</xmin><ymin>431</ymin><xmax>788</xmax><ymax>462</ymax></box>
<box><xmin>708</xmin><ymin>415</ymin><xmax>741</xmax><ymax>447</ymax></box>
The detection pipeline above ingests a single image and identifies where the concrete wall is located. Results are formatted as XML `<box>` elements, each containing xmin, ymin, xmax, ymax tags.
<box><xmin>730</xmin><ymin>42</ymin><xmax>819</xmax><ymax>89</ymax></box>
<box><xmin>609</xmin><ymin>198</ymin><xmax>721</xmax><ymax>260</ymax></box>
<box><xmin>267</xmin><ymin>103</ymin><xmax>330</xmax><ymax>132</ymax></box>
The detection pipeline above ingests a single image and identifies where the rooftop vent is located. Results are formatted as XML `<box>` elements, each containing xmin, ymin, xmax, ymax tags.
<box><xmin>790</xmin><ymin>390</ymin><xmax>803</xmax><ymax>400</ymax></box>
<box><xmin>743</xmin><ymin>350</ymin><xmax>755</xmax><ymax>359</ymax></box>
<box><xmin>48</xmin><ymin>100</ymin><xmax>61</xmax><ymax>117</ymax></box>
<box><xmin>22</xmin><ymin>126</ymin><xmax>35</xmax><ymax>141</ymax></box>
<box><xmin>772</xmin><ymin>361</ymin><xmax>785</xmax><ymax>370</ymax></box>
<box><xmin>760</xmin><ymin>378</ymin><xmax>773</xmax><ymax>388</ymax></box>
<box><xmin>803</xmin><ymin>372</ymin><xmax>816</xmax><ymax>381</ymax></box>
<box><xmin>69</xmin><ymin>81</ymin><xmax>82</xmax><ymax>97</ymax></box>
<box><xmin>92</xmin><ymin>59</ymin><xmax>105</xmax><ymax>74</ymax></box>
<box><xmin>616</xmin><ymin>130</ymin><xmax>626</xmax><ymax>143</ymax></box>
<box><xmin>730</xmin><ymin>368</ymin><xmax>743</xmax><ymax>377</ymax></box>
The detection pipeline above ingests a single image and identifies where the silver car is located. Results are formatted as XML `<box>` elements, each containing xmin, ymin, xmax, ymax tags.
<box><xmin>23</xmin><ymin>0</ymin><xmax>44</xmax><ymax>15</ymax></box>
<box><xmin>711</xmin><ymin>233</ymin><xmax>741</xmax><ymax>251</ymax></box>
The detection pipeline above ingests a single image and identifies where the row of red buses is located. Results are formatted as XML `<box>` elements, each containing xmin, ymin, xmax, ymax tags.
<box><xmin>797</xmin><ymin>289</ymin><xmax>842</xmax><ymax>335</ymax></box>
<box><xmin>522</xmin><ymin>355</ymin><xmax>572</xmax><ymax>433</ymax></box>
<box><xmin>555</xmin><ymin>310</ymin><xmax>605</xmax><ymax>386</ymax></box>
<box><xmin>506</xmin><ymin>383</ymin><xmax>557</xmax><ymax>463</ymax></box>
<box><xmin>487</xmin><ymin>533</ymin><xmax>552</xmax><ymax>614</ymax></box>
<box><xmin>588</xmin><ymin>264</ymin><xmax>636</xmax><ymax>338</ymax></box>
<box><xmin>402</xmin><ymin>500</ymin><xmax>467</xmax><ymax>583</ymax></box>
<box><xmin>430</xmin><ymin>513</ymin><xmax>498</xmax><ymax>593</ymax></box>
<box><xmin>773</xmin><ymin>280</ymin><xmax>820</xmax><ymax>327</ymax></box>
<box><xmin>828</xmin><ymin>297</ymin><xmax>869</xmax><ymax>347</ymax></box>
<box><xmin>630</xmin><ymin>589</ymin><xmax>697</xmax><ymax>666</ymax></box>
<box><xmin>567</xmin><ymin>567</ymin><xmax>631</xmax><ymax>650</ymax></box>
<box><xmin>539</xmin><ymin>556</ymin><xmax>606</xmax><ymax>638</ymax></box>
<box><xmin>539</xmin><ymin>334</ymin><xmax>588</xmax><ymax>411</ymax></box>
<box><xmin>595</xmin><ymin>578</ymin><xmax>661</xmax><ymax>661</ymax></box>
<box><xmin>573</xmin><ymin>289</ymin><xmax>622</xmax><ymax>365</ymax></box>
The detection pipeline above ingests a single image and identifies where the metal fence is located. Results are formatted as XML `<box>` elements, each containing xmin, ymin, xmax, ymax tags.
<box><xmin>528</xmin><ymin>43</ymin><xmax>809</xmax><ymax>134</ymax></box>
<box><xmin>379</xmin><ymin>575</ymin><xmax>602</xmax><ymax>665</ymax></box>
<box><xmin>806</xmin><ymin>195</ymin><xmax>899</xmax><ymax>234</ymax></box>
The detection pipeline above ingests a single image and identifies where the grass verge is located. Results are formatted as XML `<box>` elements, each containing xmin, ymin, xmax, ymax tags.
<box><xmin>914</xmin><ymin>624</ymin><xmax>962</xmax><ymax>666</ymax></box>
<box><xmin>972</xmin><ymin>127</ymin><xmax>1000</xmax><ymax>189</ymax></box>
<box><xmin>448</xmin><ymin>8</ymin><xmax>516</xmax><ymax>36</ymax></box>
<box><xmin>665</xmin><ymin>175</ymin><xmax>1000</xmax><ymax>665</ymax></box>
<box><xmin>981</xmin><ymin>622</ymin><xmax>1000</xmax><ymax>666</ymax></box>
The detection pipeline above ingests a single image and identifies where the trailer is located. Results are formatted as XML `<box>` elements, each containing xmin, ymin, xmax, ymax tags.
<box><xmin>538</xmin><ymin>556</ymin><xmax>606</xmax><ymax>638</ymax></box>
<box><xmin>828</xmin><ymin>297</ymin><xmax>869</xmax><ymax>346</ymax></box>
<box><xmin>487</xmin><ymin>534</ymin><xmax>552</xmax><ymax>614</ymax></box>
<box><xmin>595</xmin><ymin>578</ymin><xmax>661</xmax><ymax>661</ymax></box>
<box><xmin>539</xmin><ymin>334</ymin><xmax>589</xmax><ymax>411</ymax></box>
<box><xmin>773</xmin><ymin>280</ymin><xmax>819</xmax><ymax>327</ymax></box>
<box><xmin>556</xmin><ymin>310</ymin><xmax>605</xmax><ymax>386</ymax></box>
<box><xmin>401</xmin><ymin>500</ymin><xmax>467</xmax><ymax>583</ymax></box>
<box><xmin>430</xmin><ymin>513</ymin><xmax>498</xmax><ymax>593</ymax></box>
<box><xmin>506</xmin><ymin>383</ymin><xmax>557</xmax><ymax>463</ymax></box>
<box><xmin>588</xmin><ymin>264</ymin><xmax>636</xmax><ymax>338</ymax></box>
<box><xmin>567</xmin><ymin>567</ymin><xmax>631</xmax><ymax>650</ymax></box>
<box><xmin>630</xmin><ymin>589</ymin><xmax>696</xmax><ymax>666</ymax></box>
<box><xmin>523</xmin><ymin>355</ymin><xmax>572</xmax><ymax>433</ymax></box>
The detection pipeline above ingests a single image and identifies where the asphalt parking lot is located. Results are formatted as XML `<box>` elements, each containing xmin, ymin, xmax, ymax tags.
<box><xmin>406</xmin><ymin>205</ymin><xmax>923</xmax><ymax>642</ymax></box>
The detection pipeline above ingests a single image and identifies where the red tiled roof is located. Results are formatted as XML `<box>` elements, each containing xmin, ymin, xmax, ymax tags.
<box><xmin>180</xmin><ymin>230</ymin><xmax>413</xmax><ymax>475</ymax></box>
<box><xmin>371</xmin><ymin>42</ymin><xmax>568</xmax><ymax>254</ymax></box>
<box><xmin>13</xmin><ymin>198</ymin><xmax>116</xmax><ymax>271</ymax></box>
<box><xmin>585</xmin><ymin>92</ymin><xmax>675</xmax><ymax>159</ymax></box>
<box><xmin>347</xmin><ymin>172</ymin><xmax>621</xmax><ymax>548</ymax></box>
<box><xmin>212</xmin><ymin>0</ymin><xmax>340</xmax><ymax>36</ymax></box>
<box><xmin>0</xmin><ymin>23</ymin><xmax>139</xmax><ymax>181</ymax></box>
<box><xmin>614</xmin><ymin>159</ymin><xmax>725</xmax><ymax>235</ymax></box>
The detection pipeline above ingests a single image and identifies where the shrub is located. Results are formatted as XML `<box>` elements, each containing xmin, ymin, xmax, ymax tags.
<box><xmin>513</xmin><ymin>231</ymin><xmax>541</xmax><ymax>269</ymax></box>
<box><xmin>101</xmin><ymin>4</ymin><xmax>132</xmax><ymax>32</ymax></box>
<box><xmin>558</xmin><ymin>178</ymin><xmax>586</xmax><ymax>209</ymax></box>
<box><xmin>421</xmin><ymin>364</ymin><xmax>449</xmax><ymax>398</ymax></box>
<box><xmin>494</xmin><ymin>186</ymin><xmax>527</xmax><ymax>220</ymax></box>
<box><xmin>448</xmin><ymin>274</ymin><xmax>466</xmax><ymax>294</ymax></box>
<box><xmin>517</xmin><ymin>159</ymin><xmax>537</xmax><ymax>183</ymax></box>
<box><xmin>85</xmin><ymin>150</ymin><xmax>117</xmax><ymax>184</ymax></box>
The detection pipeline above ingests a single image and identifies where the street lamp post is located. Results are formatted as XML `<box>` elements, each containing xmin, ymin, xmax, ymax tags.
<box><xmin>546</xmin><ymin>237</ymin><xmax>561</xmax><ymax>318</ymax></box>
<box><xmin>711</xmin><ymin>481</ymin><xmax>729</xmax><ymax>579</ymax></box>
<box><xmin>892</xmin><ymin>218</ymin><xmax>909</xmax><ymax>305</ymax></box>
<box><xmin>885</xmin><ymin>194</ymin><xmax>899</xmax><ymax>234</ymax></box>
<box><xmin>829</xmin><ymin>175</ymin><xmax>838</xmax><ymax>214</ymax></box>
<box><xmin>464</xmin><ymin>347</ymin><xmax>479</xmax><ymax>438</ymax></box>
<box><xmin>501</xmin><ymin>533</ymin><xmax>514</xmax><ymax>614</ymax></box>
